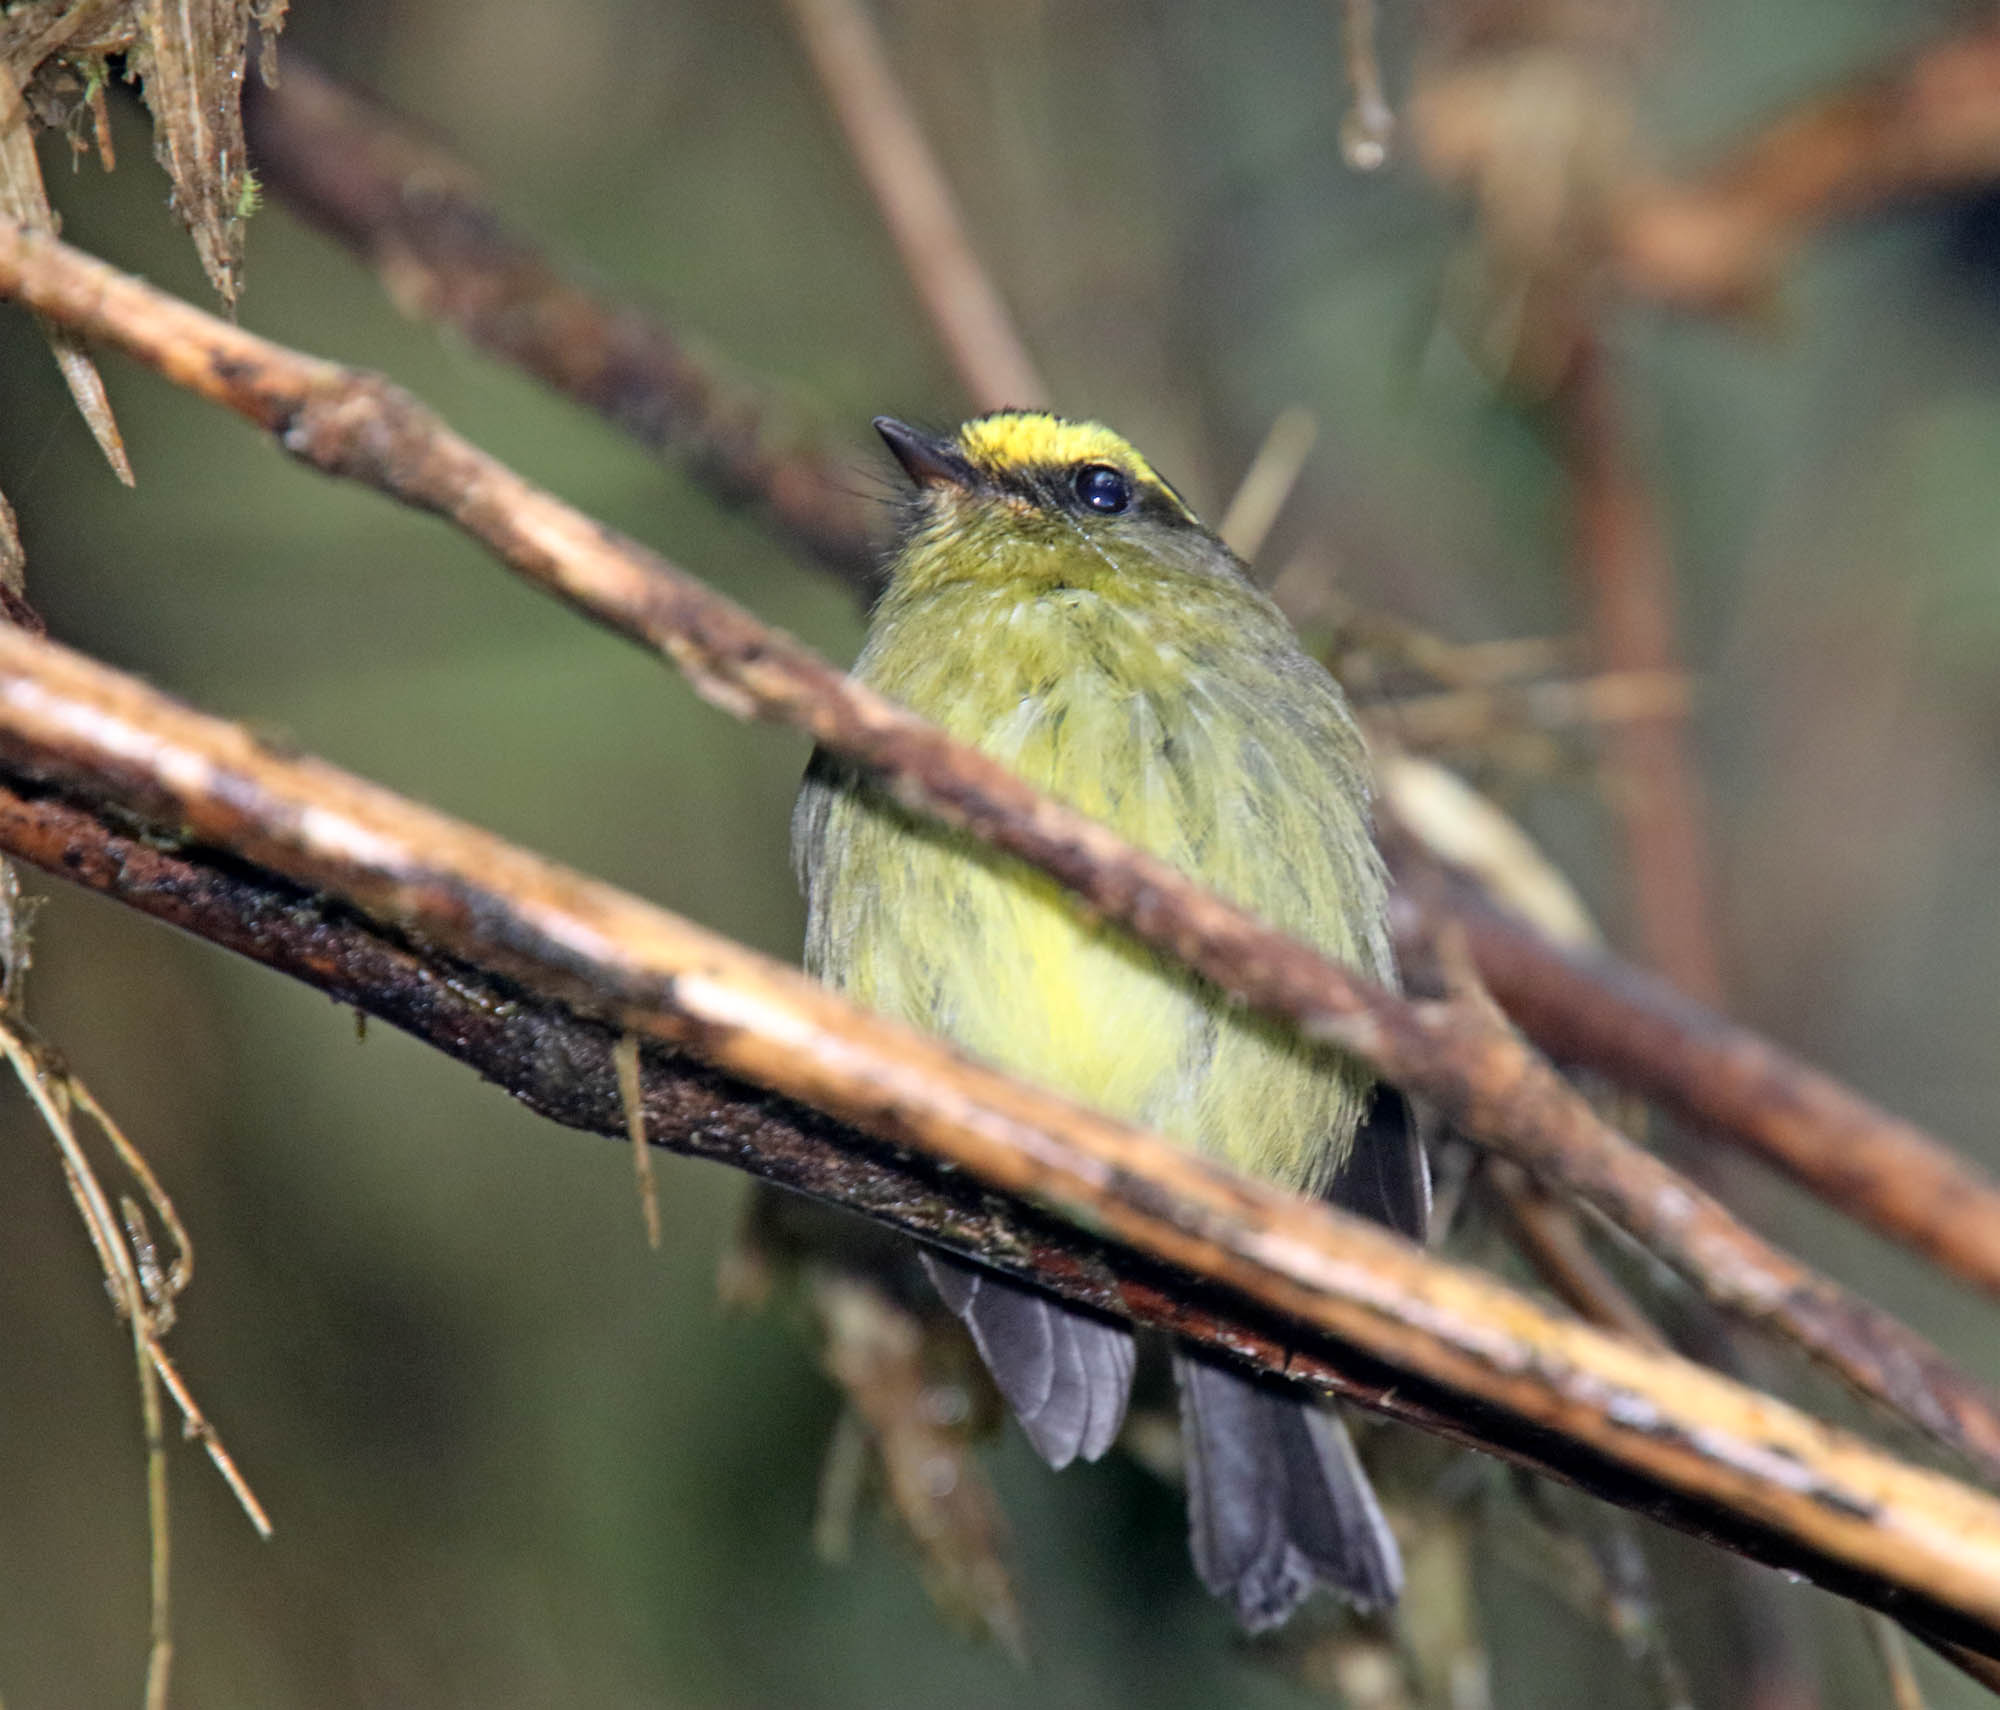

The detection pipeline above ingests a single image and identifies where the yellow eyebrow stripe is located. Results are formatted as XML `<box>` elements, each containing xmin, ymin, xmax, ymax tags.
<box><xmin>956</xmin><ymin>413</ymin><xmax>1191</xmax><ymax>518</ymax></box>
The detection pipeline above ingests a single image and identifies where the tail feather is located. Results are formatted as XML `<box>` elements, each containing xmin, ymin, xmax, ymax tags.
<box><xmin>922</xmin><ymin>1249</ymin><xmax>1135</xmax><ymax>1467</ymax></box>
<box><xmin>1175</xmin><ymin>1351</ymin><xmax>1401</xmax><ymax>1630</ymax></box>
<box><xmin>923</xmin><ymin>1253</ymin><xmax>1401</xmax><ymax>1628</ymax></box>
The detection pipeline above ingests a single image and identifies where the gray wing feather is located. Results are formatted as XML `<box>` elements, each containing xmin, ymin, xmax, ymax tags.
<box><xmin>1325</xmin><ymin>1088</ymin><xmax>1432</xmax><ymax>1243</ymax></box>
<box><xmin>921</xmin><ymin>1250</ymin><xmax>1135</xmax><ymax>1468</ymax></box>
<box><xmin>1174</xmin><ymin>1351</ymin><xmax>1402</xmax><ymax>1630</ymax></box>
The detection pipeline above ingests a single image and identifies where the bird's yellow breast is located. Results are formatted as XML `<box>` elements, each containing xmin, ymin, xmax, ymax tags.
<box><xmin>797</xmin><ymin>575</ymin><xmax>1388</xmax><ymax>1194</ymax></box>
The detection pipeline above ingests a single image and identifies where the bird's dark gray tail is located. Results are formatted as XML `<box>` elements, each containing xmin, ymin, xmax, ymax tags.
<box><xmin>922</xmin><ymin>1250</ymin><xmax>1401</xmax><ymax>1630</ymax></box>
<box><xmin>1174</xmin><ymin>1350</ymin><xmax>1401</xmax><ymax>1631</ymax></box>
<box><xmin>921</xmin><ymin>1250</ymin><xmax>1135</xmax><ymax>1468</ymax></box>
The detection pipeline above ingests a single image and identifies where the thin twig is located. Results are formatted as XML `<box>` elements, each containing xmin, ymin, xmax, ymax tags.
<box><xmin>0</xmin><ymin>223</ymin><xmax>1994</xmax><ymax>1489</ymax></box>
<box><xmin>807</xmin><ymin>1267</ymin><xmax>1026</xmax><ymax>1660</ymax></box>
<box><xmin>1866</xmin><ymin>1611</ymin><xmax>1930</xmax><ymax>1710</ymax></box>
<box><xmin>1359</xmin><ymin>666</ymin><xmax>1691</xmax><ymax>752</ymax></box>
<box><xmin>779</xmin><ymin>0</ymin><xmax>1049</xmax><ymax>412</ymax></box>
<box><xmin>1486</xmin><ymin>1161</ymin><xmax>1667</xmax><ymax>1351</ymax></box>
<box><xmin>735</xmin><ymin>1184</ymin><xmax>1022</xmax><ymax>1647</ymax></box>
<box><xmin>1552</xmin><ymin>323</ymin><xmax>1801</xmax><ymax>1708</ymax></box>
<box><xmin>0</xmin><ymin>54</ymin><xmax>132</xmax><ymax>485</ymax></box>
<box><xmin>1218</xmin><ymin>406</ymin><xmax>1319</xmax><ymax>562</ymax></box>
<box><xmin>0</xmin><ymin>1010</ymin><xmax>269</xmax><ymax>1710</ymax></box>
<box><xmin>1556</xmin><ymin>333</ymin><xmax>1723</xmax><ymax>1005</ymax></box>
<box><xmin>614</xmin><ymin>1032</ymin><xmax>662</xmax><ymax>1250</ymax></box>
<box><xmin>131</xmin><ymin>1289</ymin><xmax>170</xmax><ymax>1710</ymax></box>
<box><xmin>143</xmin><ymin>1339</ymin><xmax>272</xmax><ymax>1538</ymax></box>
<box><xmin>1</xmin><ymin>664</ymin><xmax>1999</xmax><ymax>1659</ymax></box>
<box><xmin>811</xmin><ymin>1403</ymin><xmax>871</xmax><ymax>1564</ymax></box>
<box><xmin>1320</xmin><ymin>593</ymin><xmax>1576</xmax><ymax>692</ymax></box>
<box><xmin>74</xmin><ymin>1078</ymin><xmax>192</xmax><ymax>1301</ymax></box>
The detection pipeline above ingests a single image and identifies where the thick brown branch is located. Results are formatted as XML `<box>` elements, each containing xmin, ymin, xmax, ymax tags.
<box><xmin>0</xmin><ymin>221</ymin><xmax>1995</xmax><ymax>1489</ymax></box>
<box><xmin>4</xmin><ymin>638</ymin><xmax>2000</xmax><ymax>1653</ymax></box>
<box><xmin>239</xmin><ymin>57</ymin><xmax>882</xmax><ymax>593</ymax></box>
<box><xmin>1613</xmin><ymin>22</ymin><xmax>2000</xmax><ymax>312</ymax></box>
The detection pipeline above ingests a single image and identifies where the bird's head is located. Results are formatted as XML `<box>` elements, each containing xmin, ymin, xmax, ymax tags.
<box><xmin>873</xmin><ymin>412</ymin><xmax>1230</xmax><ymax>595</ymax></box>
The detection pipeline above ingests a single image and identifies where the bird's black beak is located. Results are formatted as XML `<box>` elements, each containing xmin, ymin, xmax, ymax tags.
<box><xmin>874</xmin><ymin>417</ymin><xmax>977</xmax><ymax>491</ymax></box>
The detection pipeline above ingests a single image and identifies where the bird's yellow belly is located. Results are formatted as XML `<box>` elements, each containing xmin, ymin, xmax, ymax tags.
<box><xmin>892</xmin><ymin>837</ymin><xmax>1202</xmax><ymax>1131</ymax></box>
<box><xmin>814</xmin><ymin>634</ymin><xmax>1368</xmax><ymax>1191</ymax></box>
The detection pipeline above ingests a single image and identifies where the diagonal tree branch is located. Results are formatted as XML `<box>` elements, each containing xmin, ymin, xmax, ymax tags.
<box><xmin>3</xmin><ymin>630</ymin><xmax>2000</xmax><ymax>1658</ymax></box>
<box><xmin>1405</xmin><ymin>865</ymin><xmax>2000</xmax><ymax>1307</ymax></box>
<box><xmin>1613</xmin><ymin>20</ymin><xmax>2000</xmax><ymax>313</ymax></box>
<box><xmin>1</xmin><ymin>219</ymin><xmax>1996</xmax><ymax>1488</ymax></box>
<box><xmin>238</xmin><ymin>57</ymin><xmax>883</xmax><ymax>594</ymax></box>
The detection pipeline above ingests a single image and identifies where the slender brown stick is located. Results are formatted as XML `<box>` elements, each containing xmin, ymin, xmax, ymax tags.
<box><xmin>1552</xmin><ymin>327</ymin><xmax>1811</xmax><ymax>1710</ymax></box>
<box><xmin>1486</xmin><ymin>1161</ymin><xmax>1667</xmax><ymax>1351</ymax></box>
<box><xmin>1360</xmin><ymin>667</ymin><xmax>1691</xmax><ymax>752</ymax></box>
<box><xmin>0</xmin><ymin>54</ymin><xmax>132</xmax><ymax>485</ymax></box>
<box><xmin>239</xmin><ymin>58</ymin><xmax>882</xmax><ymax>594</ymax></box>
<box><xmin>1556</xmin><ymin>334</ymin><xmax>1724</xmax><ymax>1005</ymax></box>
<box><xmin>1</xmin><ymin>221</ymin><xmax>1995</xmax><ymax>1487</ymax></box>
<box><xmin>779</xmin><ymin>0</ymin><xmax>1049</xmax><ymax>412</ymax></box>
<box><xmin>1867</xmin><ymin>1612</ymin><xmax>1930</xmax><ymax>1710</ymax></box>
<box><xmin>1218</xmin><ymin>406</ymin><xmax>1319</xmax><ymax>562</ymax></box>
<box><xmin>4</xmin><ymin>637</ymin><xmax>2000</xmax><ymax>1655</ymax></box>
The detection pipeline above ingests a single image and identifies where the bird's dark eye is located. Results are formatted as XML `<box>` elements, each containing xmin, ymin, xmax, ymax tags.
<box><xmin>1073</xmin><ymin>464</ymin><xmax>1131</xmax><ymax>514</ymax></box>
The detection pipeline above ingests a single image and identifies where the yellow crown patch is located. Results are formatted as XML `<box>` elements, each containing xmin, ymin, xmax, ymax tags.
<box><xmin>956</xmin><ymin>413</ymin><xmax>1192</xmax><ymax>519</ymax></box>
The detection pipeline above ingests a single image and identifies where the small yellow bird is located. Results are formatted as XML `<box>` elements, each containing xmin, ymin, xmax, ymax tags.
<box><xmin>794</xmin><ymin>412</ymin><xmax>1426</xmax><ymax>1629</ymax></box>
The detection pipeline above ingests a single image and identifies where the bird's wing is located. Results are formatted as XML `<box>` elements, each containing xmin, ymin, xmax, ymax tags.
<box><xmin>1322</xmin><ymin>1085</ymin><xmax>1432</xmax><ymax>1242</ymax></box>
<box><xmin>921</xmin><ymin>1249</ymin><xmax>1135</xmax><ymax>1468</ymax></box>
<box><xmin>789</xmin><ymin>744</ymin><xmax>843</xmax><ymax>898</ymax></box>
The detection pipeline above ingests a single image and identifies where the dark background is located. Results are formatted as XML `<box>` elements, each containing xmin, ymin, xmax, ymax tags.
<box><xmin>3</xmin><ymin>1</ymin><xmax>1998</xmax><ymax>1705</ymax></box>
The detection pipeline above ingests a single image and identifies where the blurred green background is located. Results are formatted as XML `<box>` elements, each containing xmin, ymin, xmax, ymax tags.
<box><xmin>4</xmin><ymin>1</ymin><xmax>2000</xmax><ymax>1705</ymax></box>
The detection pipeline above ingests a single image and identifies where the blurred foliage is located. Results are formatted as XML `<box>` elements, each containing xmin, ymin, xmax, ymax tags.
<box><xmin>3</xmin><ymin>1</ymin><xmax>2000</xmax><ymax>1706</ymax></box>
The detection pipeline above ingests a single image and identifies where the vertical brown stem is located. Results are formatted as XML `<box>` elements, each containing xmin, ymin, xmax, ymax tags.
<box><xmin>1557</xmin><ymin>334</ymin><xmax>1725</xmax><ymax>1004</ymax></box>
<box><xmin>1557</xmin><ymin>331</ymin><xmax>1819</xmax><ymax>1710</ymax></box>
